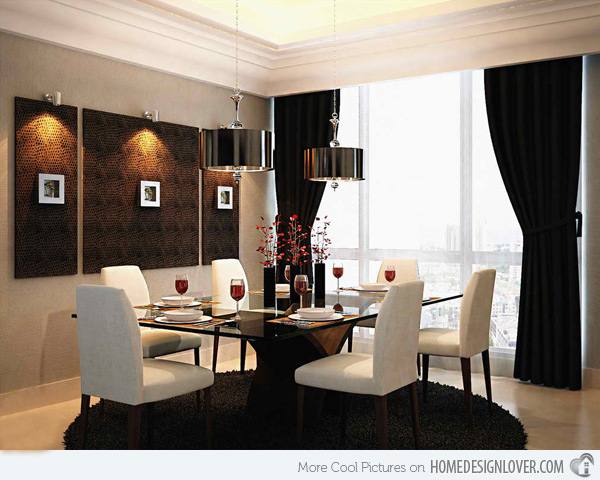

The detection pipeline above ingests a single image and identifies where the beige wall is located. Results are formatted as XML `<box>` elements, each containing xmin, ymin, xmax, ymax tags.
<box><xmin>0</xmin><ymin>33</ymin><xmax>275</xmax><ymax>394</ymax></box>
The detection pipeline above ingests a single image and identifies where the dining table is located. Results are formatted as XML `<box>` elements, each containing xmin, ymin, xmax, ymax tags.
<box><xmin>136</xmin><ymin>289</ymin><xmax>463</xmax><ymax>415</ymax></box>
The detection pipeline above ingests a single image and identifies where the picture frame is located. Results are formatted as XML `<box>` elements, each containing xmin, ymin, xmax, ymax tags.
<box><xmin>38</xmin><ymin>173</ymin><xmax>65</xmax><ymax>204</ymax></box>
<box><xmin>140</xmin><ymin>180</ymin><xmax>160</xmax><ymax>207</ymax></box>
<box><xmin>217</xmin><ymin>186</ymin><xmax>233</xmax><ymax>210</ymax></box>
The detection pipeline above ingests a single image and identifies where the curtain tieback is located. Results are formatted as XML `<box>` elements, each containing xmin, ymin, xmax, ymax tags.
<box><xmin>523</xmin><ymin>213</ymin><xmax>578</xmax><ymax>236</ymax></box>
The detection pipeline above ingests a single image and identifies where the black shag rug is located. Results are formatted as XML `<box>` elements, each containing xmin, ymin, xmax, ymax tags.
<box><xmin>64</xmin><ymin>371</ymin><xmax>526</xmax><ymax>449</ymax></box>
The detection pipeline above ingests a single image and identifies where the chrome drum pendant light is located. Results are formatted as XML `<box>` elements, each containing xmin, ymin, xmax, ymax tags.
<box><xmin>304</xmin><ymin>0</ymin><xmax>364</xmax><ymax>190</ymax></box>
<box><xmin>201</xmin><ymin>0</ymin><xmax>273</xmax><ymax>184</ymax></box>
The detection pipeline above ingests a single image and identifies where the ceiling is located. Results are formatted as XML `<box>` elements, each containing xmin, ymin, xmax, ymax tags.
<box><xmin>143</xmin><ymin>0</ymin><xmax>510</xmax><ymax>45</ymax></box>
<box><xmin>1</xmin><ymin>0</ymin><xmax>600</xmax><ymax>96</ymax></box>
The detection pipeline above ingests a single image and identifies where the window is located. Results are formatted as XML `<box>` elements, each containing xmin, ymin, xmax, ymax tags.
<box><xmin>317</xmin><ymin>70</ymin><xmax>522</xmax><ymax>351</ymax></box>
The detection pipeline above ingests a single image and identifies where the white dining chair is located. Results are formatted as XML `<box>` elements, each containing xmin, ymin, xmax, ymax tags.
<box><xmin>295</xmin><ymin>281</ymin><xmax>424</xmax><ymax>449</ymax></box>
<box><xmin>349</xmin><ymin>258</ymin><xmax>419</xmax><ymax>352</ymax></box>
<box><xmin>376</xmin><ymin>258</ymin><xmax>419</xmax><ymax>285</ymax></box>
<box><xmin>211</xmin><ymin>259</ymin><xmax>250</xmax><ymax>373</ymax></box>
<box><xmin>418</xmin><ymin>269</ymin><xmax>496</xmax><ymax>424</ymax></box>
<box><xmin>76</xmin><ymin>285</ymin><xmax>214</xmax><ymax>449</ymax></box>
<box><xmin>101</xmin><ymin>266</ymin><xmax>203</xmax><ymax>365</ymax></box>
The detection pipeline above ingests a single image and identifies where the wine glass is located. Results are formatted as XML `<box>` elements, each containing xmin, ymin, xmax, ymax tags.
<box><xmin>384</xmin><ymin>265</ymin><xmax>396</xmax><ymax>284</ymax></box>
<box><xmin>284</xmin><ymin>265</ymin><xmax>291</xmax><ymax>282</ymax></box>
<box><xmin>175</xmin><ymin>273</ymin><xmax>189</xmax><ymax>309</ymax></box>
<box><xmin>230</xmin><ymin>278</ymin><xmax>245</xmax><ymax>323</ymax></box>
<box><xmin>294</xmin><ymin>274</ymin><xmax>309</xmax><ymax>309</ymax></box>
<box><xmin>332</xmin><ymin>263</ymin><xmax>344</xmax><ymax>291</ymax></box>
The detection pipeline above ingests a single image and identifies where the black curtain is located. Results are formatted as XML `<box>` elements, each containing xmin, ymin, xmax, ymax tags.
<box><xmin>484</xmin><ymin>58</ymin><xmax>582</xmax><ymax>390</ymax></box>
<box><xmin>274</xmin><ymin>89</ymin><xmax>339</xmax><ymax>280</ymax></box>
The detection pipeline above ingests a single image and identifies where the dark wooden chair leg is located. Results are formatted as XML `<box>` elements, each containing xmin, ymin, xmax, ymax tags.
<box><xmin>128</xmin><ymin>404</ymin><xmax>143</xmax><ymax>449</ymax></box>
<box><xmin>240</xmin><ymin>339</ymin><xmax>247</xmax><ymax>373</ymax></box>
<box><xmin>147</xmin><ymin>403</ymin><xmax>154</xmax><ymax>448</ymax></box>
<box><xmin>374</xmin><ymin>394</ymin><xmax>389</xmax><ymax>449</ymax></box>
<box><xmin>347</xmin><ymin>327</ymin><xmax>353</xmax><ymax>352</ymax></box>
<box><xmin>481</xmin><ymin>349</ymin><xmax>493</xmax><ymax>413</ymax></box>
<box><xmin>79</xmin><ymin>394</ymin><xmax>90</xmax><ymax>449</ymax></box>
<box><xmin>422</xmin><ymin>354</ymin><xmax>430</xmax><ymax>402</ymax></box>
<box><xmin>417</xmin><ymin>354</ymin><xmax>421</xmax><ymax>377</ymax></box>
<box><xmin>296</xmin><ymin>385</ymin><xmax>305</xmax><ymax>445</ymax></box>
<box><xmin>339</xmin><ymin>393</ymin><xmax>348</xmax><ymax>444</ymax></box>
<box><xmin>460</xmin><ymin>357</ymin><xmax>473</xmax><ymax>426</ymax></box>
<box><xmin>194</xmin><ymin>347</ymin><xmax>200</xmax><ymax>366</ymax></box>
<box><xmin>408</xmin><ymin>382</ymin><xmax>421</xmax><ymax>449</ymax></box>
<box><xmin>212</xmin><ymin>333</ymin><xmax>220</xmax><ymax>372</ymax></box>
<box><xmin>204</xmin><ymin>387</ymin><xmax>213</xmax><ymax>448</ymax></box>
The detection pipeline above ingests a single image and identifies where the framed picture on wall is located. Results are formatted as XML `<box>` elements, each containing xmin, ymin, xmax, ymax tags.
<box><xmin>38</xmin><ymin>173</ymin><xmax>65</xmax><ymax>204</ymax></box>
<box><xmin>217</xmin><ymin>186</ymin><xmax>233</xmax><ymax>210</ymax></box>
<box><xmin>140</xmin><ymin>180</ymin><xmax>160</xmax><ymax>207</ymax></box>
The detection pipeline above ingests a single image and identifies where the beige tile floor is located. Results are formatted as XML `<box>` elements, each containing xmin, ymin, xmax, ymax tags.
<box><xmin>1</xmin><ymin>352</ymin><xmax>599</xmax><ymax>450</ymax></box>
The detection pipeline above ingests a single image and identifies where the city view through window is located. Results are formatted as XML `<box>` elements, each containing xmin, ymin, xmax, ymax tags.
<box><xmin>317</xmin><ymin>70</ymin><xmax>522</xmax><ymax>350</ymax></box>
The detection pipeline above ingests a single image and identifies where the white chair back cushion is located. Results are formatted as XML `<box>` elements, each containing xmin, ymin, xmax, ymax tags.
<box><xmin>459</xmin><ymin>269</ymin><xmax>496</xmax><ymax>358</ymax></box>
<box><xmin>376</xmin><ymin>259</ymin><xmax>418</xmax><ymax>285</ymax></box>
<box><xmin>100</xmin><ymin>265</ymin><xmax>150</xmax><ymax>306</ymax></box>
<box><xmin>76</xmin><ymin>285</ymin><xmax>144</xmax><ymax>405</ymax></box>
<box><xmin>373</xmin><ymin>281</ymin><xmax>424</xmax><ymax>395</ymax></box>
<box><xmin>211</xmin><ymin>259</ymin><xmax>249</xmax><ymax>309</ymax></box>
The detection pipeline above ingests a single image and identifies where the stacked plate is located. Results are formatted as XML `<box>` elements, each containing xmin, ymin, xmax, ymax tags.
<box><xmin>154</xmin><ymin>295</ymin><xmax>201</xmax><ymax>308</ymax></box>
<box><xmin>275</xmin><ymin>283</ymin><xmax>290</xmax><ymax>293</ymax></box>
<box><xmin>155</xmin><ymin>309</ymin><xmax>212</xmax><ymax>325</ymax></box>
<box><xmin>357</xmin><ymin>283</ymin><xmax>389</xmax><ymax>292</ymax></box>
<box><xmin>289</xmin><ymin>307</ymin><xmax>343</xmax><ymax>322</ymax></box>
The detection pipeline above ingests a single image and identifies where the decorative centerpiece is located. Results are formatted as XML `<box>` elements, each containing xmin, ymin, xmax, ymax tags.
<box><xmin>281</xmin><ymin>214</ymin><xmax>310</xmax><ymax>306</ymax></box>
<box><xmin>311</xmin><ymin>216</ymin><xmax>331</xmax><ymax>307</ymax></box>
<box><xmin>256</xmin><ymin>216</ymin><xmax>282</xmax><ymax>308</ymax></box>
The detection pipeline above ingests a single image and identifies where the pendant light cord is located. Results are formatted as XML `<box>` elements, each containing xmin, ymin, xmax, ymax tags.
<box><xmin>332</xmin><ymin>0</ymin><xmax>337</xmax><ymax>117</ymax></box>
<box><xmin>235</xmin><ymin>0</ymin><xmax>239</xmax><ymax>94</ymax></box>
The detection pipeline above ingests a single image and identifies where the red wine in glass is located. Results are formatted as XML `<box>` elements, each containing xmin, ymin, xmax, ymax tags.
<box><xmin>384</xmin><ymin>266</ymin><xmax>396</xmax><ymax>283</ymax></box>
<box><xmin>332</xmin><ymin>263</ymin><xmax>343</xmax><ymax>292</ymax></box>
<box><xmin>294</xmin><ymin>274</ymin><xmax>309</xmax><ymax>309</ymax></box>
<box><xmin>175</xmin><ymin>274</ymin><xmax>189</xmax><ymax>308</ymax></box>
<box><xmin>230</xmin><ymin>278</ymin><xmax>245</xmax><ymax>322</ymax></box>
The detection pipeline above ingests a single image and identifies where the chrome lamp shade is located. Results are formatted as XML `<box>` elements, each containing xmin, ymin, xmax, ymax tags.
<box><xmin>304</xmin><ymin>146</ymin><xmax>364</xmax><ymax>182</ymax></box>
<box><xmin>202</xmin><ymin>128</ymin><xmax>273</xmax><ymax>171</ymax></box>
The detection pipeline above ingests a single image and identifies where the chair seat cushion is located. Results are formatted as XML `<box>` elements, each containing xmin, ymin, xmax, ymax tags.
<box><xmin>295</xmin><ymin>353</ymin><xmax>378</xmax><ymax>395</ymax></box>
<box><xmin>141</xmin><ymin>330</ymin><xmax>202</xmax><ymax>358</ymax></box>
<box><xmin>142</xmin><ymin>359</ymin><xmax>214</xmax><ymax>404</ymax></box>
<box><xmin>418</xmin><ymin>328</ymin><xmax>460</xmax><ymax>357</ymax></box>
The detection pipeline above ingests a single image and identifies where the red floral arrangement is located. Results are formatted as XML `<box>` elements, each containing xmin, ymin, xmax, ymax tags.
<box><xmin>282</xmin><ymin>214</ymin><xmax>310</xmax><ymax>266</ymax></box>
<box><xmin>311</xmin><ymin>216</ymin><xmax>331</xmax><ymax>263</ymax></box>
<box><xmin>256</xmin><ymin>216</ymin><xmax>283</xmax><ymax>268</ymax></box>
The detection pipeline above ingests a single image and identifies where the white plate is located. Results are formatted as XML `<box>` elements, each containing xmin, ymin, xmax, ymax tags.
<box><xmin>164</xmin><ymin>309</ymin><xmax>203</xmax><ymax>321</ymax></box>
<box><xmin>154</xmin><ymin>300</ymin><xmax>202</xmax><ymax>308</ymax></box>
<box><xmin>359</xmin><ymin>283</ymin><xmax>389</xmax><ymax>291</ymax></box>
<box><xmin>155</xmin><ymin>315</ymin><xmax>212</xmax><ymax>325</ymax></box>
<box><xmin>296</xmin><ymin>307</ymin><xmax>335</xmax><ymax>319</ymax></box>
<box><xmin>276</xmin><ymin>283</ymin><xmax>290</xmax><ymax>293</ymax></box>
<box><xmin>160</xmin><ymin>295</ymin><xmax>196</xmax><ymax>306</ymax></box>
<box><xmin>288</xmin><ymin>313</ymin><xmax>343</xmax><ymax>322</ymax></box>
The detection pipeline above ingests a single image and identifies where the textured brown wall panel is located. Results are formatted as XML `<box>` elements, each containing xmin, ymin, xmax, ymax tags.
<box><xmin>83</xmin><ymin>109</ymin><xmax>199</xmax><ymax>273</ymax></box>
<box><xmin>201</xmin><ymin>171</ymin><xmax>239</xmax><ymax>264</ymax></box>
<box><xmin>14</xmin><ymin>97</ymin><xmax>78</xmax><ymax>278</ymax></box>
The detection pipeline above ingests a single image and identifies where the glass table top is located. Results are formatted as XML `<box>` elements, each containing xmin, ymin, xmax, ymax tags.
<box><xmin>137</xmin><ymin>290</ymin><xmax>462</xmax><ymax>342</ymax></box>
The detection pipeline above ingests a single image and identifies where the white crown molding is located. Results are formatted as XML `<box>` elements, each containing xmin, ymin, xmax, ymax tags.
<box><xmin>1</xmin><ymin>0</ymin><xmax>600</xmax><ymax>97</ymax></box>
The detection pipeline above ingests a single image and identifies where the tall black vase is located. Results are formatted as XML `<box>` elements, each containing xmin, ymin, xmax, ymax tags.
<box><xmin>263</xmin><ymin>266</ymin><xmax>276</xmax><ymax>308</ymax></box>
<box><xmin>289</xmin><ymin>264</ymin><xmax>300</xmax><ymax>306</ymax></box>
<box><xmin>314</xmin><ymin>262</ymin><xmax>326</xmax><ymax>307</ymax></box>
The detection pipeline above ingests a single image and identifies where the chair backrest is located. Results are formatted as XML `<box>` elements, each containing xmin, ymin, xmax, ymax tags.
<box><xmin>76</xmin><ymin>285</ymin><xmax>143</xmax><ymax>405</ymax></box>
<box><xmin>100</xmin><ymin>265</ymin><xmax>150</xmax><ymax>307</ymax></box>
<box><xmin>373</xmin><ymin>281</ymin><xmax>424</xmax><ymax>395</ymax></box>
<box><xmin>211</xmin><ymin>259</ymin><xmax>249</xmax><ymax>309</ymax></box>
<box><xmin>376</xmin><ymin>259</ymin><xmax>418</xmax><ymax>285</ymax></box>
<box><xmin>459</xmin><ymin>269</ymin><xmax>496</xmax><ymax>358</ymax></box>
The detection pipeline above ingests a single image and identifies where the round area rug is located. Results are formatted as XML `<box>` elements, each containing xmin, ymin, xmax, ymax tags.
<box><xmin>64</xmin><ymin>371</ymin><xmax>527</xmax><ymax>450</ymax></box>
